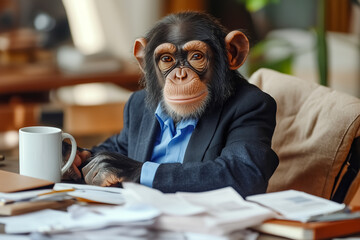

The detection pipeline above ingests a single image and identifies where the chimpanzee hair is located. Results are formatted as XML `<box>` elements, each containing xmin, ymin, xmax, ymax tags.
<box><xmin>140</xmin><ymin>11</ymin><xmax>245</xmax><ymax>112</ymax></box>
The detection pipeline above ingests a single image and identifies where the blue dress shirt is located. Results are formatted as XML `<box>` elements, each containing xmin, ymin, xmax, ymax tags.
<box><xmin>140</xmin><ymin>104</ymin><xmax>197</xmax><ymax>187</ymax></box>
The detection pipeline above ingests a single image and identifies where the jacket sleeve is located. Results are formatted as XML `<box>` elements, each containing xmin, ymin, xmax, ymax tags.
<box><xmin>152</xmin><ymin>87</ymin><xmax>279</xmax><ymax>198</ymax></box>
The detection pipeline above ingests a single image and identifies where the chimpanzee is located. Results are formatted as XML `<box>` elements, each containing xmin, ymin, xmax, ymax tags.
<box><xmin>63</xmin><ymin>11</ymin><xmax>279</xmax><ymax>197</ymax></box>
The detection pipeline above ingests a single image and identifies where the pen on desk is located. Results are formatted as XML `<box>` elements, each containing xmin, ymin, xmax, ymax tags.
<box><xmin>37</xmin><ymin>189</ymin><xmax>75</xmax><ymax>196</ymax></box>
<box><xmin>31</xmin><ymin>188</ymin><xmax>76</xmax><ymax>202</ymax></box>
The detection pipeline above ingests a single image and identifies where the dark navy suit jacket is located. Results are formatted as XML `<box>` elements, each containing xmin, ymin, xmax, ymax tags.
<box><xmin>92</xmin><ymin>78</ymin><xmax>279</xmax><ymax>197</ymax></box>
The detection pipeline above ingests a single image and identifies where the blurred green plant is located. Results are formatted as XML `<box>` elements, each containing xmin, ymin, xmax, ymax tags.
<box><xmin>248</xmin><ymin>38</ymin><xmax>294</xmax><ymax>75</ymax></box>
<box><xmin>316</xmin><ymin>0</ymin><xmax>328</xmax><ymax>86</ymax></box>
<box><xmin>235</xmin><ymin>0</ymin><xmax>279</xmax><ymax>12</ymax></box>
<box><xmin>237</xmin><ymin>0</ymin><xmax>328</xmax><ymax>86</ymax></box>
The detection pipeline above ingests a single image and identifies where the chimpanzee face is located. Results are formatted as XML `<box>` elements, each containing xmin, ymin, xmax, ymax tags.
<box><xmin>133</xmin><ymin>12</ymin><xmax>249</xmax><ymax>122</ymax></box>
<box><xmin>153</xmin><ymin>40</ymin><xmax>212</xmax><ymax>120</ymax></box>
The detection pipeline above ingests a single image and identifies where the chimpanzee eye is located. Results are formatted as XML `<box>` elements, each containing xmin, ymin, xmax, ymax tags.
<box><xmin>191</xmin><ymin>53</ymin><xmax>203</xmax><ymax>60</ymax></box>
<box><xmin>161</xmin><ymin>55</ymin><xmax>174</xmax><ymax>62</ymax></box>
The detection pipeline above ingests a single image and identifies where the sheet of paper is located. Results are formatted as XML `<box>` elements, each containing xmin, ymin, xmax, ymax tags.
<box><xmin>54</xmin><ymin>183</ymin><xmax>123</xmax><ymax>193</ymax></box>
<box><xmin>67</xmin><ymin>190</ymin><xmax>124</xmax><ymax>205</ymax></box>
<box><xmin>30</xmin><ymin>228</ymin><xmax>259</xmax><ymax>240</ymax></box>
<box><xmin>0</xmin><ymin>189</ymin><xmax>52</xmax><ymax>202</ymax></box>
<box><xmin>185</xmin><ymin>229</ymin><xmax>259</xmax><ymax>240</ymax></box>
<box><xmin>1</xmin><ymin>203</ymin><xmax>160</xmax><ymax>234</ymax></box>
<box><xmin>54</xmin><ymin>183</ymin><xmax>125</xmax><ymax>205</ymax></box>
<box><xmin>0</xmin><ymin>209</ymin><xmax>69</xmax><ymax>233</ymax></box>
<box><xmin>66</xmin><ymin>203</ymin><xmax>160</xmax><ymax>225</ymax></box>
<box><xmin>0</xmin><ymin>235</ymin><xmax>30</xmax><ymax>240</ymax></box>
<box><xmin>29</xmin><ymin>226</ymin><xmax>154</xmax><ymax>240</ymax></box>
<box><xmin>246</xmin><ymin>189</ymin><xmax>346</xmax><ymax>222</ymax></box>
<box><xmin>122</xmin><ymin>182</ymin><xmax>205</xmax><ymax>216</ymax></box>
<box><xmin>176</xmin><ymin>187</ymin><xmax>274</xmax><ymax>225</ymax></box>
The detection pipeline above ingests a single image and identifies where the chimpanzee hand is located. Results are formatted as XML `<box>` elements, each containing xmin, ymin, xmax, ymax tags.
<box><xmin>81</xmin><ymin>152</ymin><xmax>143</xmax><ymax>187</ymax></box>
<box><xmin>62</xmin><ymin>141</ymin><xmax>92</xmax><ymax>182</ymax></box>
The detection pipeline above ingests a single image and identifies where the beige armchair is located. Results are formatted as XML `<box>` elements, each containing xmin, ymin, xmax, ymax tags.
<box><xmin>249</xmin><ymin>68</ymin><xmax>360</xmax><ymax>204</ymax></box>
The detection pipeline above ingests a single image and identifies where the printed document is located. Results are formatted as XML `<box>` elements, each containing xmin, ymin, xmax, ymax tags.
<box><xmin>246</xmin><ymin>190</ymin><xmax>346</xmax><ymax>222</ymax></box>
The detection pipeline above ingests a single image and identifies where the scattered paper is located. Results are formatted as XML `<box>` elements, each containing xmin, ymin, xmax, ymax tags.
<box><xmin>53</xmin><ymin>183</ymin><xmax>123</xmax><ymax>194</ymax></box>
<box><xmin>0</xmin><ymin>189</ymin><xmax>52</xmax><ymax>203</ymax></box>
<box><xmin>28</xmin><ymin>227</ymin><xmax>259</xmax><ymax>240</ymax></box>
<box><xmin>123</xmin><ymin>183</ymin><xmax>276</xmax><ymax>235</ymax></box>
<box><xmin>184</xmin><ymin>229</ymin><xmax>259</xmax><ymax>240</ymax></box>
<box><xmin>53</xmin><ymin>183</ymin><xmax>125</xmax><ymax>205</ymax></box>
<box><xmin>0</xmin><ymin>209</ymin><xmax>69</xmax><ymax>233</ymax></box>
<box><xmin>2</xmin><ymin>183</ymin><xmax>343</xmax><ymax>238</ymax></box>
<box><xmin>246</xmin><ymin>190</ymin><xmax>346</xmax><ymax>222</ymax></box>
<box><xmin>0</xmin><ymin>235</ymin><xmax>30</xmax><ymax>240</ymax></box>
<box><xmin>122</xmin><ymin>182</ymin><xmax>205</xmax><ymax>216</ymax></box>
<box><xmin>1</xmin><ymin>203</ymin><xmax>160</xmax><ymax>234</ymax></box>
<box><xmin>67</xmin><ymin>190</ymin><xmax>124</xmax><ymax>205</ymax></box>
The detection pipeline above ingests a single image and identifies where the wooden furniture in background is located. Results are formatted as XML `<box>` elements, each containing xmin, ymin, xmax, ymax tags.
<box><xmin>164</xmin><ymin>0</ymin><xmax>206</xmax><ymax>14</ymax></box>
<box><xmin>0</xmin><ymin>62</ymin><xmax>139</xmax><ymax>148</ymax></box>
<box><xmin>0</xmin><ymin>63</ymin><xmax>141</xmax><ymax>95</ymax></box>
<box><xmin>0</xmin><ymin>102</ymin><xmax>39</xmax><ymax>132</ymax></box>
<box><xmin>63</xmin><ymin>102</ymin><xmax>126</xmax><ymax>136</ymax></box>
<box><xmin>62</xmin><ymin>102</ymin><xmax>126</xmax><ymax>148</ymax></box>
<box><xmin>326</xmin><ymin>0</ymin><xmax>352</xmax><ymax>33</ymax></box>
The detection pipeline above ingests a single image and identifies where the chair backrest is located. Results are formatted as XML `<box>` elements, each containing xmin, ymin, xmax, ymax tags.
<box><xmin>249</xmin><ymin>68</ymin><xmax>360</xmax><ymax>203</ymax></box>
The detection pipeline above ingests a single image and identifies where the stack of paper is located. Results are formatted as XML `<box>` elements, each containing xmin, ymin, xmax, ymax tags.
<box><xmin>0</xmin><ymin>204</ymin><xmax>160</xmax><ymax>234</ymax></box>
<box><xmin>0</xmin><ymin>170</ymin><xmax>357</xmax><ymax>240</ymax></box>
<box><xmin>0</xmin><ymin>182</ymin><xmax>266</xmax><ymax>239</ymax></box>
<box><xmin>122</xmin><ymin>183</ymin><xmax>277</xmax><ymax>236</ymax></box>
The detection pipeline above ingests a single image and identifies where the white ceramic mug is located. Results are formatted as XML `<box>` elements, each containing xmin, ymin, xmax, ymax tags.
<box><xmin>19</xmin><ymin>126</ymin><xmax>77</xmax><ymax>182</ymax></box>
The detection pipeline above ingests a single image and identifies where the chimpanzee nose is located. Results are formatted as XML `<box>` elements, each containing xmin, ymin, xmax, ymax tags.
<box><xmin>175</xmin><ymin>68</ymin><xmax>187</xmax><ymax>80</ymax></box>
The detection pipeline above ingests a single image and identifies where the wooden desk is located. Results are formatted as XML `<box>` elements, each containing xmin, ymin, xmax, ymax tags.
<box><xmin>0</xmin><ymin>63</ymin><xmax>142</xmax><ymax>95</ymax></box>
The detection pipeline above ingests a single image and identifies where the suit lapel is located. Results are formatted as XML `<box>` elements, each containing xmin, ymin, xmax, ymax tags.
<box><xmin>135</xmin><ymin>109</ymin><xmax>159</xmax><ymax>162</ymax></box>
<box><xmin>183</xmin><ymin>104</ymin><xmax>223</xmax><ymax>163</ymax></box>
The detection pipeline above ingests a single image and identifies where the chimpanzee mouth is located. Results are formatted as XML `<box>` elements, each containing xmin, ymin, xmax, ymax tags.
<box><xmin>165</xmin><ymin>90</ymin><xmax>208</xmax><ymax>104</ymax></box>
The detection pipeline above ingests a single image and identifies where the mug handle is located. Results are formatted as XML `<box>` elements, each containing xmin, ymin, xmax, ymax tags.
<box><xmin>61</xmin><ymin>133</ymin><xmax>77</xmax><ymax>175</ymax></box>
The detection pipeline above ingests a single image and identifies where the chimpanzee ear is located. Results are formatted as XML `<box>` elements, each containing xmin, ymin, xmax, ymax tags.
<box><xmin>225</xmin><ymin>30</ymin><xmax>249</xmax><ymax>70</ymax></box>
<box><xmin>133</xmin><ymin>38</ymin><xmax>147</xmax><ymax>72</ymax></box>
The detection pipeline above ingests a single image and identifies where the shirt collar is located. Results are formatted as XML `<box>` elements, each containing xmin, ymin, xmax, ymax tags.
<box><xmin>155</xmin><ymin>104</ymin><xmax>198</xmax><ymax>131</ymax></box>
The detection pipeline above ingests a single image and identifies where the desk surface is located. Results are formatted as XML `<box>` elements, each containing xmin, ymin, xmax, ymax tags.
<box><xmin>0</xmin><ymin>63</ymin><xmax>142</xmax><ymax>94</ymax></box>
<box><xmin>0</xmin><ymin>156</ymin><xmax>17</xmax><ymax>234</ymax></box>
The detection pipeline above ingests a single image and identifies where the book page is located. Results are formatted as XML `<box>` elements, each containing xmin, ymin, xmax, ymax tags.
<box><xmin>246</xmin><ymin>190</ymin><xmax>346</xmax><ymax>222</ymax></box>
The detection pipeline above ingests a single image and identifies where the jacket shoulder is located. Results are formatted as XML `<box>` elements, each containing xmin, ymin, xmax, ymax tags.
<box><xmin>232</xmin><ymin>79</ymin><xmax>277</xmax><ymax>108</ymax></box>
